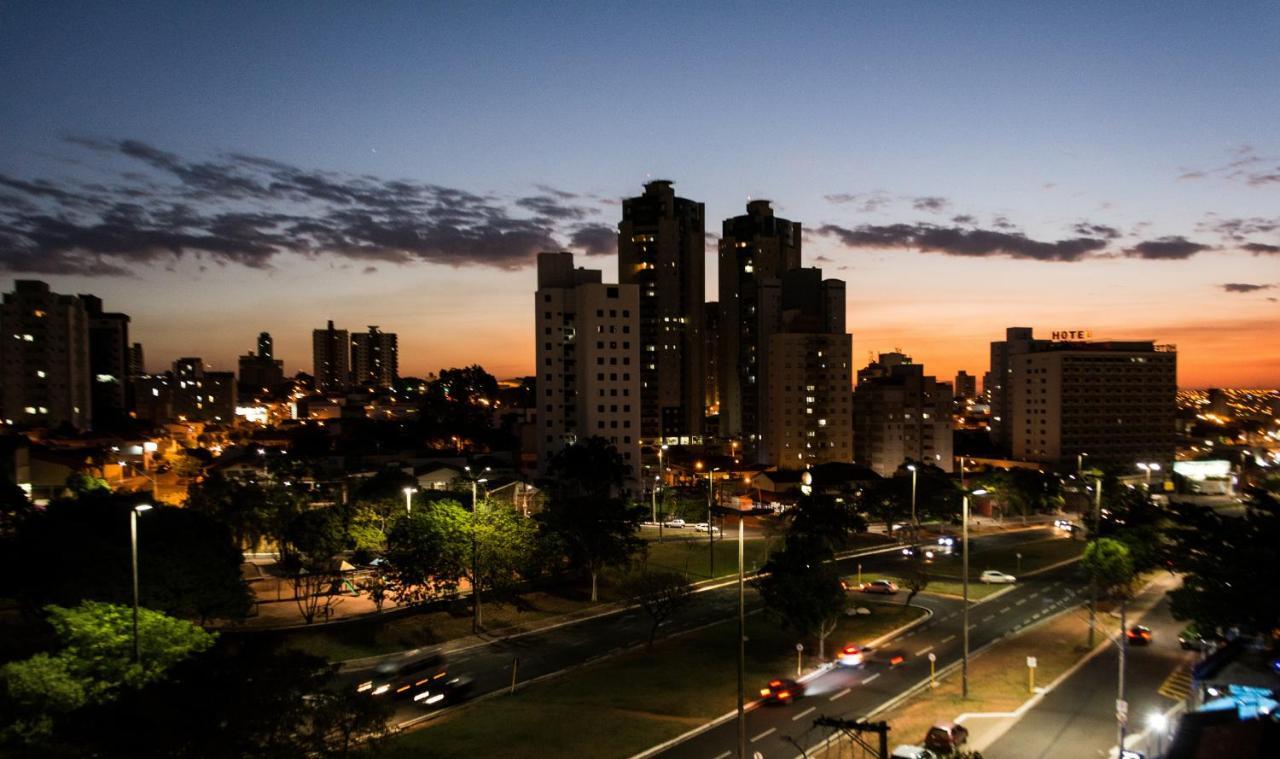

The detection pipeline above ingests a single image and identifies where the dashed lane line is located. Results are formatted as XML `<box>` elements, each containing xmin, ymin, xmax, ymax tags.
<box><xmin>915</xmin><ymin>645</ymin><xmax>934</xmax><ymax>657</ymax></box>
<box><xmin>940</xmin><ymin>635</ymin><xmax>956</xmax><ymax>644</ymax></box>
<box><xmin>751</xmin><ymin>727</ymin><xmax>777</xmax><ymax>743</ymax></box>
<box><xmin>981</xmin><ymin>614</ymin><xmax>995</xmax><ymax>622</ymax></box>
<box><xmin>793</xmin><ymin>706</ymin><xmax>817</xmax><ymax>721</ymax></box>
<box><xmin>863</xmin><ymin>673</ymin><xmax>880</xmax><ymax>684</ymax></box>
<box><xmin>829</xmin><ymin>688</ymin><xmax>851</xmax><ymax>701</ymax></box>
<box><xmin>999</xmin><ymin>606</ymin><xmax>1012</xmax><ymax>613</ymax></box>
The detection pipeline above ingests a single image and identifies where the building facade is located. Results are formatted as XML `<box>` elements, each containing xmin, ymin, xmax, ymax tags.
<box><xmin>351</xmin><ymin>325</ymin><xmax>398</xmax><ymax>389</ymax></box>
<box><xmin>80</xmin><ymin>294</ymin><xmax>131</xmax><ymax>430</ymax></box>
<box><xmin>617</xmin><ymin>180</ymin><xmax>705</xmax><ymax>444</ymax></box>
<box><xmin>954</xmin><ymin>370</ymin><xmax>977</xmax><ymax>400</ymax></box>
<box><xmin>0</xmin><ymin>280</ymin><xmax>92</xmax><ymax>429</ymax></box>
<box><xmin>703</xmin><ymin>300</ymin><xmax>720</xmax><ymax>417</ymax></box>
<box><xmin>1009</xmin><ymin>340</ymin><xmax>1177</xmax><ymax>469</ymax></box>
<box><xmin>853</xmin><ymin>359</ymin><xmax>954</xmax><ymax>477</ymax></box>
<box><xmin>535</xmin><ymin>252</ymin><xmax>642</xmax><ymax>484</ymax></box>
<box><xmin>312</xmin><ymin>320</ymin><xmax>351</xmax><ymax>393</ymax></box>
<box><xmin>988</xmin><ymin>327</ymin><xmax>1051</xmax><ymax>452</ymax></box>
<box><xmin>238</xmin><ymin>331</ymin><xmax>285</xmax><ymax>397</ymax></box>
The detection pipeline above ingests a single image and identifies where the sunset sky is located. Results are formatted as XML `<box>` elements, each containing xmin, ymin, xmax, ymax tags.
<box><xmin>2</xmin><ymin>2</ymin><xmax>1277</xmax><ymax>388</ymax></box>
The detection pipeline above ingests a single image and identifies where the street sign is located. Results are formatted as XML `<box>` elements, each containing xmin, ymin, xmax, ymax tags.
<box><xmin>928</xmin><ymin>653</ymin><xmax>937</xmax><ymax>662</ymax></box>
<box><xmin>1027</xmin><ymin>656</ymin><xmax>1037</xmax><ymax>668</ymax></box>
<box><xmin>1117</xmin><ymin>698</ymin><xmax>1128</xmax><ymax>723</ymax></box>
<box><xmin>796</xmin><ymin>643</ymin><xmax>804</xmax><ymax>652</ymax></box>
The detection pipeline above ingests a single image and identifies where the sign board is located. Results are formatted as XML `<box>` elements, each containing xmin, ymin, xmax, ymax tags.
<box><xmin>795</xmin><ymin>643</ymin><xmax>804</xmax><ymax>652</ymax></box>
<box><xmin>1027</xmin><ymin>656</ymin><xmax>1037</xmax><ymax>668</ymax></box>
<box><xmin>928</xmin><ymin>653</ymin><xmax>937</xmax><ymax>662</ymax></box>
<box><xmin>1050</xmin><ymin>329</ymin><xmax>1093</xmax><ymax>340</ymax></box>
<box><xmin>1117</xmin><ymin>698</ymin><xmax>1128</xmax><ymax>723</ymax></box>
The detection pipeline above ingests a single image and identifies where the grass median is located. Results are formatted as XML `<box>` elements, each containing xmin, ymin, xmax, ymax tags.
<box><xmin>382</xmin><ymin>602</ymin><xmax>928</xmax><ymax>759</ymax></box>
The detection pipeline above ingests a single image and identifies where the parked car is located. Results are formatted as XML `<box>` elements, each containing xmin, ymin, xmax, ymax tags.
<box><xmin>663</xmin><ymin>518</ymin><xmax>685</xmax><ymax>528</ymax></box>
<box><xmin>923</xmin><ymin>722</ymin><xmax>969</xmax><ymax>753</ymax></box>
<box><xmin>980</xmin><ymin>570</ymin><xmax>1017</xmax><ymax>584</ymax></box>
<box><xmin>1178</xmin><ymin>623</ymin><xmax>1223</xmax><ymax>651</ymax></box>
<box><xmin>759</xmin><ymin>678</ymin><xmax>805</xmax><ymax>704</ymax></box>
<box><xmin>860</xmin><ymin>579</ymin><xmax>899</xmax><ymax>594</ymax></box>
<box><xmin>890</xmin><ymin>747</ymin><xmax>934</xmax><ymax>759</ymax></box>
<box><xmin>1126</xmin><ymin>625</ymin><xmax>1153</xmax><ymax>646</ymax></box>
<box><xmin>693</xmin><ymin>523</ymin><xmax>720</xmax><ymax>535</ymax></box>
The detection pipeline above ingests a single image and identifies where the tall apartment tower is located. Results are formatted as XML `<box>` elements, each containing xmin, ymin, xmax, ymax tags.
<box><xmin>257</xmin><ymin>331</ymin><xmax>273</xmax><ymax>360</ymax></box>
<box><xmin>988</xmin><ymin>327</ymin><xmax>1050</xmax><ymax>452</ymax></box>
<box><xmin>170</xmin><ymin>357</ymin><xmax>235</xmax><ymax>423</ymax></box>
<box><xmin>129</xmin><ymin>342</ymin><xmax>145</xmax><ymax>376</ymax></box>
<box><xmin>352</xmin><ymin>325</ymin><xmax>398</xmax><ymax>388</ymax></box>
<box><xmin>853</xmin><ymin>357</ymin><xmax>954</xmax><ymax>476</ymax></box>
<box><xmin>954</xmin><ymin>370</ymin><xmax>977</xmax><ymax>400</ymax></box>
<box><xmin>703</xmin><ymin>301</ymin><xmax>720</xmax><ymax>417</ymax></box>
<box><xmin>535</xmin><ymin>252</ymin><xmax>642</xmax><ymax>485</ymax></box>
<box><xmin>312</xmin><ymin>320</ymin><xmax>351</xmax><ymax>393</ymax></box>
<box><xmin>617</xmin><ymin>180</ymin><xmax>705</xmax><ymax>444</ymax></box>
<box><xmin>0</xmin><ymin>280</ymin><xmax>92</xmax><ymax>429</ymax></box>
<box><xmin>80</xmin><ymin>294</ymin><xmax>131</xmax><ymax>430</ymax></box>
<box><xmin>238</xmin><ymin>331</ymin><xmax>285</xmax><ymax>396</ymax></box>
<box><xmin>717</xmin><ymin>200</ymin><xmax>803</xmax><ymax>452</ymax></box>
<box><xmin>1009</xmin><ymin>339</ymin><xmax>1176</xmax><ymax>469</ymax></box>
<box><xmin>763</xmin><ymin>268</ymin><xmax>853</xmax><ymax>468</ymax></box>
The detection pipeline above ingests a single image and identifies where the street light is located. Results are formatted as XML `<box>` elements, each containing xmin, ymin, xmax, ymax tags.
<box><xmin>1137</xmin><ymin>462</ymin><xmax>1161</xmax><ymax>490</ymax></box>
<box><xmin>907</xmin><ymin>463</ymin><xmax>919</xmax><ymax>537</ymax></box>
<box><xmin>1147</xmin><ymin>710</ymin><xmax>1168</xmax><ymax>756</ymax></box>
<box><xmin>130</xmin><ymin>504</ymin><xmax>153</xmax><ymax>663</ymax></box>
<box><xmin>736</xmin><ymin>505</ymin><xmax>747</xmax><ymax>759</ymax></box>
<box><xmin>463</xmin><ymin>466</ymin><xmax>490</xmax><ymax>631</ymax></box>
<box><xmin>1077</xmin><ymin>451</ymin><xmax>1088</xmax><ymax>474</ymax></box>
<box><xmin>961</xmin><ymin>487</ymin><xmax>988</xmax><ymax>699</ymax></box>
<box><xmin>707</xmin><ymin>467</ymin><xmax>720</xmax><ymax>577</ymax></box>
<box><xmin>402</xmin><ymin>486</ymin><xmax>417</xmax><ymax>514</ymax></box>
<box><xmin>652</xmin><ymin>475</ymin><xmax>664</xmax><ymax>543</ymax></box>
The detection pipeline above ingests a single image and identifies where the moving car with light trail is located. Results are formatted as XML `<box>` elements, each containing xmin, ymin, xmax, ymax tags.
<box><xmin>759</xmin><ymin>678</ymin><xmax>804</xmax><ymax>704</ymax></box>
<box><xmin>979</xmin><ymin>570</ymin><xmax>1016</xmax><ymax>584</ymax></box>
<box><xmin>355</xmin><ymin>653</ymin><xmax>447</xmax><ymax>699</ymax></box>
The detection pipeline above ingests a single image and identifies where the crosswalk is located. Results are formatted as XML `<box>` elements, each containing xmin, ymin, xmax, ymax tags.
<box><xmin>1158</xmin><ymin>666</ymin><xmax>1193</xmax><ymax>701</ymax></box>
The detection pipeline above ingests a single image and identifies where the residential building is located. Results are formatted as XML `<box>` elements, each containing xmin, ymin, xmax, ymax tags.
<box><xmin>853</xmin><ymin>358</ymin><xmax>954</xmax><ymax>476</ymax></box>
<box><xmin>0</xmin><ymin>280</ymin><xmax>92</xmax><ymax>429</ymax></box>
<box><xmin>988</xmin><ymin>327</ymin><xmax>1051</xmax><ymax>452</ymax></box>
<box><xmin>1009</xmin><ymin>339</ymin><xmax>1177</xmax><ymax>469</ymax></box>
<box><xmin>128</xmin><ymin>342</ymin><xmax>145</xmax><ymax>377</ymax></box>
<box><xmin>238</xmin><ymin>331</ymin><xmax>285</xmax><ymax>397</ymax></box>
<box><xmin>704</xmin><ymin>301</ymin><xmax>720</xmax><ymax>417</ymax></box>
<box><xmin>312</xmin><ymin>320</ymin><xmax>350</xmax><ymax>393</ymax></box>
<box><xmin>169</xmin><ymin>357</ymin><xmax>235</xmax><ymax>423</ymax></box>
<box><xmin>80</xmin><ymin>294</ymin><xmax>131</xmax><ymax>430</ymax></box>
<box><xmin>351</xmin><ymin>325</ymin><xmax>398</xmax><ymax>388</ymax></box>
<box><xmin>954</xmin><ymin>370</ymin><xmax>977</xmax><ymax>400</ymax></box>
<box><xmin>535</xmin><ymin>251</ymin><xmax>642</xmax><ymax>485</ymax></box>
<box><xmin>717</xmin><ymin>199</ymin><xmax>802</xmax><ymax>455</ymax></box>
<box><xmin>617</xmin><ymin>180</ymin><xmax>705</xmax><ymax>444</ymax></box>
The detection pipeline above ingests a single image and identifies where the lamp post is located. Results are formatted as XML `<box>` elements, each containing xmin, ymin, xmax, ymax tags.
<box><xmin>130</xmin><ymin>504</ymin><xmax>152</xmax><ymax>664</ymax></box>
<box><xmin>961</xmin><ymin>488</ymin><xmax>988</xmax><ymax>698</ymax></box>
<box><xmin>1089</xmin><ymin>475</ymin><xmax>1103</xmax><ymax>647</ymax></box>
<box><xmin>464</xmin><ymin>465</ymin><xmax>490</xmax><ymax>633</ymax></box>
<box><xmin>118</xmin><ymin>459</ymin><xmax>128</xmax><ymax>485</ymax></box>
<box><xmin>736</xmin><ymin>509</ymin><xmax>746</xmax><ymax>759</ymax></box>
<box><xmin>402</xmin><ymin>486</ymin><xmax>417</xmax><ymax>515</ymax></box>
<box><xmin>1138</xmin><ymin>462</ymin><xmax>1161</xmax><ymax>490</ymax></box>
<box><xmin>707</xmin><ymin>467</ymin><xmax>720</xmax><ymax>577</ymax></box>
<box><xmin>907</xmin><ymin>463</ymin><xmax>919</xmax><ymax>542</ymax></box>
<box><xmin>1077</xmin><ymin>451</ymin><xmax>1088</xmax><ymax>474</ymax></box>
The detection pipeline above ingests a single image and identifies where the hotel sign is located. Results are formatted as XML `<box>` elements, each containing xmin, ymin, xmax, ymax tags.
<box><xmin>1050</xmin><ymin>329</ymin><xmax>1092</xmax><ymax>340</ymax></box>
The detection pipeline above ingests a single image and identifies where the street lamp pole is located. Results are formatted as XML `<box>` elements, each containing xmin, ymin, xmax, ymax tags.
<box><xmin>1089</xmin><ymin>475</ymin><xmax>1103</xmax><ymax>647</ymax></box>
<box><xmin>961</xmin><ymin>488</ymin><xmax>987</xmax><ymax>698</ymax></box>
<box><xmin>908</xmin><ymin>464</ymin><xmax>919</xmax><ymax>544</ymax></box>
<box><xmin>403</xmin><ymin>486</ymin><xmax>417</xmax><ymax>515</ymax></box>
<box><xmin>707</xmin><ymin>468</ymin><xmax>720</xmax><ymax>577</ymax></box>
<box><xmin>465</xmin><ymin>466</ymin><xmax>489</xmax><ymax>632</ymax></box>
<box><xmin>130</xmin><ymin>504</ymin><xmax>152</xmax><ymax>664</ymax></box>
<box><xmin>736</xmin><ymin>511</ymin><xmax>746</xmax><ymax>759</ymax></box>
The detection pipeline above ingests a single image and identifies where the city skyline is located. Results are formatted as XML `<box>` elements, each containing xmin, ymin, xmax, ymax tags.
<box><xmin>2</xmin><ymin>2</ymin><xmax>1278</xmax><ymax>387</ymax></box>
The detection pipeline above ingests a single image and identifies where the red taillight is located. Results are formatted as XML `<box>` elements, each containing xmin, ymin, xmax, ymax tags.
<box><xmin>890</xmin><ymin>655</ymin><xmax>905</xmax><ymax>666</ymax></box>
<box><xmin>843</xmin><ymin>645</ymin><xmax>858</xmax><ymax>654</ymax></box>
<box><xmin>776</xmin><ymin>690</ymin><xmax>791</xmax><ymax>700</ymax></box>
<box><xmin>769</xmin><ymin>679</ymin><xmax>782</xmax><ymax>687</ymax></box>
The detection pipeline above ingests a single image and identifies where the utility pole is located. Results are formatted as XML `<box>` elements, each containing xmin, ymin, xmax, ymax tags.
<box><xmin>465</xmin><ymin>465</ymin><xmax>489</xmax><ymax>633</ymax></box>
<box><xmin>707</xmin><ymin>468</ymin><xmax>719</xmax><ymax>577</ymax></box>
<box><xmin>961</xmin><ymin>487</ymin><xmax>986</xmax><ymax>698</ymax></box>
<box><xmin>1089</xmin><ymin>475</ymin><xmax>1102</xmax><ymax>647</ymax></box>
<box><xmin>736</xmin><ymin>512</ymin><xmax>746</xmax><ymax>759</ymax></box>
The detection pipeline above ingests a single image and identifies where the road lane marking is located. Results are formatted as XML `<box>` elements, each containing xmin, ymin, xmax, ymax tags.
<box><xmin>943</xmin><ymin>612</ymin><xmax>957</xmax><ymax>620</ymax></box>
<box><xmin>829</xmin><ymin>688</ymin><xmax>851</xmax><ymax>701</ymax></box>
<box><xmin>1015</xmin><ymin>599</ymin><xmax>1027</xmax><ymax>606</ymax></box>
<box><xmin>915</xmin><ymin>645</ymin><xmax>934</xmax><ymax>657</ymax></box>
<box><xmin>863</xmin><ymin>673</ymin><xmax>880</xmax><ymax>683</ymax></box>
<box><xmin>793</xmin><ymin>706</ymin><xmax>817</xmax><ymax>721</ymax></box>
<box><xmin>1029</xmin><ymin>592</ymin><xmax>1040</xmax><ymax>598</ymax></box>
<box><xmin>968</xmin><ymin>624</ymin><xmax>977</xmax><ymax>630</ymax></box>
<box><xmin>941</xmin><ymin>635</ymin><xmax>956</xmax><ymax>644</ymax></box>
<box><xmin>751</xmin><ymin>727</ymin><xmax>777</xmax><ymax>743</ymax></box>
<box><xmin>999</xmin><ymin>606</ymin><xmax>1011</xmax><ymax>613</ymax></box>
<box><xmin>713</xmin><ymin>752</ymin><xmax>731</xmax><ymax>759</ymax></box>
<box><xmin>981</xmin><ymin>614</ymin><xmax>995</xmax><ymax>622</ymax></box>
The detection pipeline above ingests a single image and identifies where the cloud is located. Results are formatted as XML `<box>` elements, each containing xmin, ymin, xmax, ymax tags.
<box><xmin>1177</xmin><ymin>145</ymin><xmax>1280</xmax><ymax>186</ymax></box>
<box><xmin>1198</xmin><ymin>215</ymin><xmax>1279</xmax><ymax>241</ymax></box>
<box><xmin>815</xmin><ymin>222</ymin><xmax>1110</xmax><ymax>262</ymax></box>
<box><xmin>823</xmin><ymin>191</ymin><xmax>892</xmax><ymax>213</ymax></box>
<box><xmin>1243</xmin><ymin>242</ymin><xmax>1280</xmax><ymax>254</ymax></box>
<box><xmin>1124</xmin><ymin>236</ymin><xmax>1212</xmax><ymax>260</ymax></box>
<box><xmin>951</xmin><ymin>215</ymin><xmax>976</xmax><ymax>225</ymax></box>
<box><xmin>1220</xmin><ymin>283</ymin><xmax>1273</xmax><ymax>293</ymax></box>
<box><xmin>0</xmin><ymin>138</ymin><xmax>618</xmax><ymax>275</ymax></box>
<box><xmin>910</xmin><ymin>196</ymin><xmax>949</xmax><ymax>212</ymax></box>
<box><xmin>1072</xmin><ymin>222</ymin><xmax>1122</xmax><ymax>239</ymax></box>
<box><xmin>568</xmin><ymin>224</ymin><xmax>616</xmax><ymax>256</ymax></box>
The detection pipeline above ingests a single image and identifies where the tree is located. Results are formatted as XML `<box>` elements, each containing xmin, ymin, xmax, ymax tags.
<box><xmin>788</xmin><ymin>493</ymin><xmax>868</xmax><ymax>553</ymax></box>
<box><xmin>357</xmin><ymin>574</ymin><xmax>390</xmax><ymax>613</ymax></box>
<box><xmin>384</xmin><ymin>500</ymin><xmax>469</xmax><ymax>605</ymax></box>
<box><xmin>546</xmin><ymin>436</ymin><xmax>629</xmax><ymax>501</ymax></box>
<box><xmin>539</xmin><ymin>492</ymin><xmax>644</xmax><ymax>602</ymax></box>
<box><xmin>297</xmin><ymin>687</ymin><xmax>393</xmax><ymax>757</ymax></box>
<box><xmin>65</xmin><ymin>471</ymin><xmax>110</xmax><ymax>497</ymax></box>
<box><xmin>281</xmin><ymin>506</ymin><xmax>353</xmax><ymax>624</ymax></box>
<box><xmin>1082</xmin><ymin>537</ymin><xmax>1135</xmax><ymax>600</ymax></box>
<box><xmin>0</xmin><ymin>472</ymin><xmax>34</xmax><ymax>539</ymax></box>
<box><xmin>1</xmin><ymin>602</ymin><xmax>215</xmax><ymax>745</ymax></box>
<box><xmin>754</xmin><ymin>534</ymin><xmax>846</xmax><ymax>660</ymax></box>
<box><xmin>466</xmin><ymin>501</ymin><xmax>538</xmax><ymax>625</ymax></box>
<box><xmin>186</xmin><ymin>473</ymin><xmax>301</xmax><ymax>553</ymax></box>
<box><xmin>902</xmin><ymin>550</ymin><xmax>930</xmax><ymax>607</ymax></box>
<box><xmin>9</xmin><ymin>496</ymin><xmax>252</xmax><ymax>622</ymax></box>
<box><xmin>621</xmin><ymin>568</ymin><xmax>693</xmax><ymax>649</ymax></box>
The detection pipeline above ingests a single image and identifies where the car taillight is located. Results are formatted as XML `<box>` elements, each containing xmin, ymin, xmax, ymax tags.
<box><xmin>776</xmin><ymin>690</ymin><xmax>791</xmax><ymax>700</ymax></box>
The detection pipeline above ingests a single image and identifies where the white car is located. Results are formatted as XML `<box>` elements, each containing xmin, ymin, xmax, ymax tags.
<box><xmin>890</xmin><ymin>746</ymin><xmax>934</xmax><ymax>759</ymax></box>
<box><xmin>693</xmin><ymin>522</ymin><xmax>710</xmax><ymax>532</ymax></box>
<box><xmin>663</xmin><ymin>518</ymin><xmax>685</xmax><ymax>528</ymax></box>
<box><xmin>980</xmin><ymin>570</ymin><xmax>1017</xmax><ymax>584</ymax></box>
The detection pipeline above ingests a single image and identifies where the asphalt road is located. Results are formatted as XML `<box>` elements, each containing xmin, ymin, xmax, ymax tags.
<box><xmin>340</xmin><ymin>527</ymin><xmax>1063</xmax><ymax>731</ymax></box>
<box><xmin>984</xmin><ymin>577</ymin><xmax>1190</xmax><ymax>759</ymax></box>
<box><xmin>651</xmin><ymin>559</ymin><xmax>1085</xmax><ymax>759</ymax></box>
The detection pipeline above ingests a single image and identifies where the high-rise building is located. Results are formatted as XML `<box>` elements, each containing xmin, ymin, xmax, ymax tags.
<box><xmin>312</xmin><ymin>320</ymin><xmax>350</xmax><ymax>393</ymax></box>
<box><xmin>763</xmin><ymin>268</ymin><xmax>852</xmax><ymax>468</ymax></box>
<box><xmin>954</xmin><ymin>370</ymin><xmax>977</xmax><ymax>400</ymax></box>
<box><xmin>0</xmin><ymin>281</ymin><xmax>92</xmax><ymax>429</ymax></box>
<box><xmin>535</xmin><ymin>252</ymin><xmax>642</xmax><ymax>484</ymax></box>
<box><xmin>857</xmin><ymin>350</ymin><xmax>913</xmax><ymax>385</ymax></box>
<box><xmin>80</xmin><ymin>294</ymin><xmax>131</xmax><ymax>430</ymax></box>
<box><xmin>988</xmin><ymin>327</ymin><xmax>1051</xmax><ymax>452</ymax></box>
<box><xmin>169</xmin><ymin>357</ymin><xmax>235</xmax><ymax>423</ymax></box>
<box><xmin>617</xmin><ymin>180</ymin><xmax>705</xmax><ymax>443</ymax></box>
<box><xmin>129</xmin><ymin>342</ymin><xmax>145</xmax><ymax>377</ymax></box>
<box><xmin>1008</xmin><ymin>339</ymin><xmax>1176</xmax><ymax>469</ymax></box>
<box><xmin>853</xmin><ymin>357</ymin><xmax>954</xmax><ymax>477</ymax></box>
<box><xmin>351</xmin><ymin>325</ymin><xmax>398</xmax><ymax>388</ymax></box>
<box><xmin>717</xmin><ymin>200</ymin><xmax>802</xmax><ymax>452</ymax></box>
<box><xmin>238</xmin><ymin>331</ymin><xmax>285</xmax><ymax>397</ymax></box>
<box><xmin>703</xmin><ymin>301</ymin><xmax>720</xmax><ymax>416</ymax></box>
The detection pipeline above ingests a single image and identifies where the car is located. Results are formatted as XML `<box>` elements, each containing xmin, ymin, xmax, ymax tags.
<box><xmin>1178</xmin><ymin>623</ymin><xmax>1223</xmax><ymax>651</ymax></box>
<box><xmin>980</xmin><ymin>570</ymin><xmax>1016</xmax><ymax>584</ymax></box>
<box><xmin>693</xmin><ymin>523</ymin><xmax>721</xmax><ymax>535</ymax></box>
<box><xmin>759</xmin><ymin>678</ymin><xmax>805</xmax><ymax>704</ymax></box>
<box><xmin>411</xmin><ymin>673</ymin><xmax>474</xmax><ymax>707</ymax></box>
<box><xmin>937</xmin><ymin>536</ymin><xmax>956</xmax><ymax>548</ymax></box>
<box><xmin>356</xmin><ymin>653</ymin><xmax>447</xmax><ymax>698</ymax></box>
<box><xmin>923</xmin><ymin>722</ymin><xmax>969</xmax><ymax>753</ymax></box>
<box><xmin>1126</xmin><ymin>625</ymin><xmax>1153</xmax><ymax>645</ymax></box>
<box><xmin>890</xmin><ymin>747</ymin><xmax>935</xmax><ymax>759</ymax></box>
<box><xmin>836</xmin><ymin>643</ymin><xmax>871</xmax><ymax>667</ymax></box>
<box><xmin>663</xmin><ymin>518</ymin><xmax>685</xmax><ymax>528</ymax></box>
<box><xmin>860</xmin><ymin>579</ymin><xmax>899</xmax><ymax>594</ymax></box>
<box><xmin>1053</xmin><ymin>519</ymin><xmax>1074</xmax><ymax>531</ymax></box>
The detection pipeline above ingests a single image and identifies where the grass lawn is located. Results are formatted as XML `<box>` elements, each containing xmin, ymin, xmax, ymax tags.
<box><xmin>382</xmin><ymin>602</ymin><xmax>928</xmax><ymax>759</ymax></box>
<box><xmin>642</xmin><ymin>536</ymin><xmax>777</xmax><ymax>580</ymax></box>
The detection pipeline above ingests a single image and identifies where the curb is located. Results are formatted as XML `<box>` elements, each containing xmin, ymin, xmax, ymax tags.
<box><xmin>627</xmin><ymin>602</ymin><xmax>936</xmax><ymax>759</ymax></box>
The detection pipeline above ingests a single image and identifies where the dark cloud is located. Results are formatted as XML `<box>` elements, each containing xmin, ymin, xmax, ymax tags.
<box><xmin>823</xmin><ymin>191</ymin><xmax>892</xmax><ymax>213</ymax></box>
<box><xmin>911</xmin><ymin>196</ymin><xmax>949</xmax><ymax>212</ymax></box>
<box><xmin>568</xmin><ymin>224</ymin><xmax>616</xmax><ymax>256</ymax></box>
<box><xmin>1198</xmin><ymin>215</ymin><xmax>1279</xmax><ymax>241</ymax></box>
<box><xmin>991</xmin><ymin>215</ymin><xmax>1016</xmax><ymax>231</ymax></box>
<box><xmin>951</xmin><ymin>215</ymin><xmax>976</xmax><ymax>225</ymax></box>
<box><xmin>1124</xmin><ymin>236</ymin><xmax>1212</xmax><ymax>260</ymax></box>
<box><xmin>1177</xmin><ymin>145</ymin><xmax>1280</xmax><ymax>186</ymax></box>
<box><xmin>0</xmin><ymin>138</ymin><xmax>614</xmax><ymax>275</ymax></box>
<box><xmin>815</xmin><ymin>223</ymin><xmax>1109</xmax><ymax>262</ymax></box>
<box><xmin>1072</xmin><ymin>222</ymin><xmax>1122</xmax><ymax>240</ymax></box>
<box><xmin>1243</xmin><ymin>242</ymin><xmax>1280</xmax><ymax>254</ymax></box>
<box><xmin>1220</xmin><ymin>283</ymin><xmax>1273</xmax><ymax>293</ymax></box>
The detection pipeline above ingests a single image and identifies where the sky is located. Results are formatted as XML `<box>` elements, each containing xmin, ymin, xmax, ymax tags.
<box><xmin>1</xmin><ymin>1</ymin><xmax>1278</xmax><ymax>388</ymax></box>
